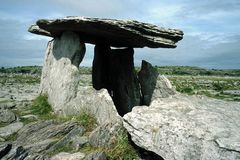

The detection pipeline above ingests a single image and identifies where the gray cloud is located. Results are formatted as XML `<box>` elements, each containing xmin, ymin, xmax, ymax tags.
<box><xmin>0</xmin><ymin>0</ymin><xmax>240</xmax><ymax>69</ymax></box>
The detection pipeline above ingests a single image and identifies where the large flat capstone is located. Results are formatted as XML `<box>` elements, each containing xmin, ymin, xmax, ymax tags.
<box><xmin>29</xmin><ymin>16</ymin><xmax>183</xmax><ymax>48</ymax></box>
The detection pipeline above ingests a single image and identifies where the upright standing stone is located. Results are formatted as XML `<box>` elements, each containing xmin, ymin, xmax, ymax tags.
<box><xmin>138</xmin><ymin>60</ymin><xmax>159</xmax><ymax>105</ymax></box>
<box><xmin>39</xmin><ymin>31</ymin><xmax>86</xmax><ymax>114</ymax></box>
<box><xmin>92</xmin><ymin>47</ymin><xmax>141</xmax><ymax>116</ymax></box>
<box><xmin>92</xmin><ymin>45</ymin><xmax>110</xmax><ymax>90</ymax></box>
<box><xmin>109</xmin><ymin>48</ymin><xmax>141</xmax><ymax>116</ymax></box>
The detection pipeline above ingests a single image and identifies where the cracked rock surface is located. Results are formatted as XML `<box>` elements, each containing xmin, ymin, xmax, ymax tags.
<box><xmin>123</xmin><ymin>94</ymin><xmax>240</xmax><ymax>160</ymax></box>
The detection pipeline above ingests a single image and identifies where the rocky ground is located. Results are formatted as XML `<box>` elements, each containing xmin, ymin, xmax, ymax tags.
<box><xmin>0</xmin><ymin>72</ymin><xmax>240</xmax><ymax>160</ymax></box>
<box><xmin>0</xmin><ymin>73</ymin><xmax>160</xmax><ymax>160</ymax></box>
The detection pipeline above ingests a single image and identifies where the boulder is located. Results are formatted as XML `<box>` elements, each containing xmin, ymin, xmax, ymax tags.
<box><xmin>39</xmin><ymin>31</ymin><xmax>86</xmax><ymax>114</ymax></box>
<box><xmin>29</xmin><ymin>16</ymin><xmax>183</xmax><ymax>48</ymax></box>
<box><xmin>0</xmin><ymin>109</ymin><xmax>16</xmax><ymax>124</ymax></box>
<box><xmin>66</xmin><ymin>87</ymin><xmax>121</xmax><ymax>124</ymax></box>
<box><xmin>123</xmin><ymin>94</ymin><xmax>240</xmax><ymax>160</ymax></box>
<box><xmin>0</xmin><ymin>122</ymin><xmax>23</xmax><ymax>137</ymax></box>
<box><xmin>150</xmin><ymin>75</ymin><xmax>176</xmax><ymax>101</ymax></box>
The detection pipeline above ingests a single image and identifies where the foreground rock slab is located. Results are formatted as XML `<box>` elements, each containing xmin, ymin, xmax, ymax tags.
<box><xmin>0</xmin><ymin>122</ymin><xmax>23</xmax><ymax>137</ymax></box>
<box><xmin>123</xmin><ymin>94</ymin><xmax>240</xmax><ymax>160</ymax></box>
<box><xmin>29</xmin><ymin>16</ymin><xmax>183</xmax><ymax>48</ymax></box>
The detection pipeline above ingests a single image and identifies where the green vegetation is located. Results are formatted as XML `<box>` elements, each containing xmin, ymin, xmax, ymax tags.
<box><xmin>29</xmin><ymin>95</ymin><xmax>55</xmax><ymax>120</ymax></box>
<box><xmin>169</xmin><ymin>76</ymin><xmax>240</xmax><ymax>101</ymax></box>
<box><xmin>0</xmin><ymin>66</ymin><xmax>42</xmax><ymax>75</ymax></box>
<box><xmin>48</xmin><ymin>144</ymin><xmax>75</xmax><ymax>157</ymax></box>
<box><xmin>105</xmin><ymin>131</ymin><xmax>138</xmax><ymax>160</ymax></box>
<box><xmin>5</xmin><ymin>132</ymin><xmax>18</xmax><ymax>141</ymax></box>
<box><xmin>74</xmin><ymin>112</ymin><xmax>97</xmax><ymax>132</ymax></box>
<box><xmin>156</xmin><ymin>66</ymin><xmax>240</xmax><ymax>77</ymax></box>
<box><xmin>0</xmin><ymin>75</ymin><xmax>40</xmax><ymax>84</ymax></box>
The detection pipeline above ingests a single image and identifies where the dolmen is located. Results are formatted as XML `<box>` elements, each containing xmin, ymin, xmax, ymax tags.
<box><xmin>28</xmin><ymin>16</ymin><xmax>183</xmax><ymax>117</ymax></box>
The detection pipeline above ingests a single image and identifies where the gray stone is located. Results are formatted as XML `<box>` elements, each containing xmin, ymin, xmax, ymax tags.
<box><xmin>0</xmin><ymin>137</ymin><xmax>5</xmax><ymax>142</ymax></box>
<box><xmin>150</xmin><ymin>75</ymin><xmax>176</xmax><ymax>101</ymax></box>
<box><xmin>46</xmin><ymin>126</ymin><xmax>85</xmax><ymax>153</ymax></box>
<box><xmin>89</xmin><ymin>119</ymin><xmax>123</xmax><ymax>148</ymax></box>
<box><xmin>71</xmin><ymin>136</ymin><xmax>88</xmax><ymax>150</ymax></box>
<box><xmin>0</xmin><ymin>143</ymin><xmax>12</xmax><ymax>159</ymax></box>
<box><xmin>21</xmin><ymin>114</ymin><xmax>38</xmax><ymax>121</ymax></box>
<box><xmin>0</xmin><ymin>122</ymin><xmax>23</xmax><ymax>137</ymax></box>
<box><xmin>84</xmin><ymin>151</ymin><xmax>107</xmax><ymax>160</ymax></box>
<box><xmin>50</xmin><ymin>152</ymin><xmax>85</xmax><ymax>160</ymax></box>
<box><xmin>0</xmin><ymin>102</ymin><xmax>16</xmax><ymax>110</ymax></box>
<box><xmin>138</xmin><ymin>60</ymin><xmax>159</xmax><ymax>105</ymax></box>
<box><xmin>2</xmin><ymin>145</ymin><xmax>28</xmax><ymax>160</ymax></box>
<box><xmin>138</xmin><ymin>61</ymin><xmax>175</xmax><ymax>105</ymax></box>
<box><xmin>0</xmin><ymin>109</ymin><xmax>16</xmax><ymax>123</ymax></box>
<box><xmin>223</xmin><ymin>90</ymin><xmax>240</xmax><ymax>96</ymax></box>
<box><xmin>92</xmin><ymin>46</ymin><xmax>141</xmax><ymax>116</ymax></box>
<box><xmin>28</xmin><ymin>25</ymin><xmax>51</xmax><ymax>37</ymax></box>
<box><xmin>16</xmin><ymin>120</ymin><xmax>77</xmax><ymax>146</ymax></box>
<box><xmin>29</xmin><ymin>16</ymin><xmax>183</xmax><ymax>48</ymax></box>
<box><xmin>66</xmin><ymin>87</ymin><xmax>121</xmax><ymax>125</ymax></box>
<box><xmin>25</xmin><ymin>139</ymin><xmax>57</xmax><ymax>154</ymax></box>
<box><xmin>25</xmin><ymin>154</ymin><xmax>50</xmax><ymax>160</ymax></box>
<box><xmin>123</xmin><ymin>94</ymin><xmax>240</xmax><ymax>160</ymax></box>
<box><xmin>39</xmin><ymin>31</ymin><xmax>86</xmax><ymax>114</ymax></box>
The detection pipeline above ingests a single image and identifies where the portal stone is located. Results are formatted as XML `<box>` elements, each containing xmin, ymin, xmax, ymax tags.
<box><xmin>39</xmin><ymin>31</ymin><xmax>86</xmax><ymax>114</ymax></box>
<box><xmin>92</xmin><ymin>46</ymin><xmax>141</xmax><ymax>116</ymax></box>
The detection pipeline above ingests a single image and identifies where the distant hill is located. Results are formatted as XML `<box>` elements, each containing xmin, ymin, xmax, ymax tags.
<box><xmin>155</xmin><ymin>66</ymin><xmax>240</xmax><ymax>77</ymax></box>
<box><xmin>1</xmin><ymin>66</ymin><xmax>240</xmax><ymax>77</ymax></box>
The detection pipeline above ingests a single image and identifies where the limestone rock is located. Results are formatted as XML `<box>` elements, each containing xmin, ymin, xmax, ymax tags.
<box><xmin>138</xmin><ymin>60</ymin><xmax>159</xmax><ymax>105</ymax></box>
<box><xmin>2</xmin><ymin>145</ymin><xmax>28</xmax><ymax>160</ymax></box>
<box><xmin>29</xmin><ymin>16</ymin><xmax>183</xmax><ymax>48</ymax></box>
<box><xmin>92</xmin><ymin>46</ymin><xmax>141</xmax><ymax>116</ymax></box>
<box><xmin>46</xmin><ymin>126</ymin><xmax>85</xmax><ymax>154</ymax></box>
<box><xmin>50</xmin><ymin>152</ymin><xmax>85</xmax><ymax>160</ymax></box>
<box><xmin>0</xmin><ymin>109</ymin><xmax>16</xmax><ymax>124</ymax></box>
<box><xmin>108</xmin><ymin>48</ymin><xmax>141</xmax><ymax>116</ymax></box>
<box><xmin>123</xmin><ymin>94</ymin><xmax>240</xmax><ymax>160</ymax></box>
<box><xmin>24</xmin><ymin>139</ymin><xmax>58</xmax><ymax>154</ymax></box>
<box><xmin>0</xmin><ymin>102</ymin><xmax>16</xmax><ymax>110</ymax></box>
<box><xmin>89</xmin><ymin>120</ymin><xmax>123</xmax><ymax>148</ymax></box>
<box><xmin>150</xmin><ymin>75</ymin><xmax>176</xmax><ymax>101</ymax></box>
<box><xmin>138</xmin><ymin>60</ymin><xmax>175</xmax><ymax>105</ymax></box>
<box><xmin>0</xmin><ymin>122</ymin><xmax>23</xmax><ymax>137</ymax></box>
<box><xmin>39</xmin><ymin>31</ymin><xmax>86</xmax><ymax>114</ymax></box>
<box><xmin>16</xmin><ymin>120</ymin><xmax>77</xmax><ymax>146</ymax></box>
<box><xmin>0</xmin><ymin>143</ymin><xmax>12</xmax><ymax>159</ymax></box>
<box><xmin>66</xmin><ymin>87</ymin><xmax>121</xmax><ymax>125</ymax></box>
<box><xmin>71</xmin><ymin>136</ymin><xmax>88</xmax><ymax>150</ymax></box>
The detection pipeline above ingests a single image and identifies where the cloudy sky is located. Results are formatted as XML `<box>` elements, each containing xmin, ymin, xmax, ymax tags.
<box><xmin>0</xmin><ymin>0</ymin><xmax>239</xmax><ymax>69</ymax></box>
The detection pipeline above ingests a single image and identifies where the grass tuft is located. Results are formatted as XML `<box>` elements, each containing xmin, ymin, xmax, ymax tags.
<box><xmin>28</xmin><ymin>94</ymin><xmax>57</xmax><ymax>120</ymax></box>
<box><xmin>105</xmin><ymin>131</ymin><xmax>138</xmax><ymax>160</ymax></box>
